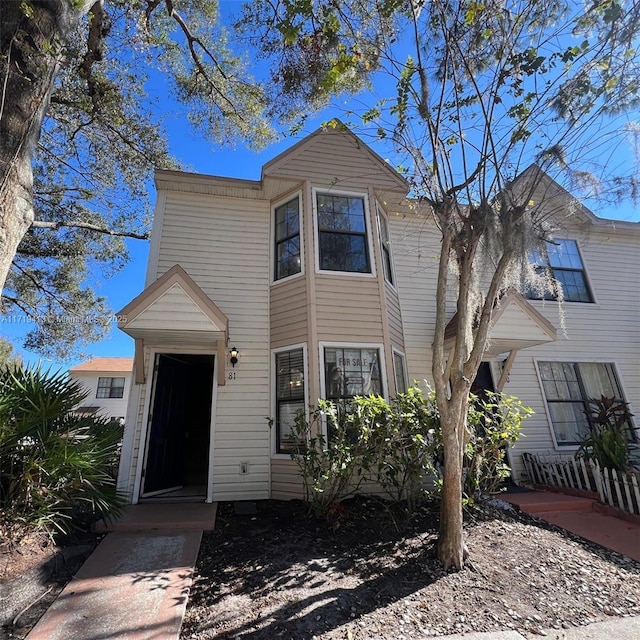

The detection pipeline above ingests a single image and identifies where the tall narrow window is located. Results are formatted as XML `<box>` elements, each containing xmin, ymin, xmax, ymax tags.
<box><xmin>274</xmin><ymin>196</ymin><xmax>301</xmax><ymax>280</ymax></box>
<box><xmin>324</xmin><ymin>347</ymin><xmax>381</xmax><ymax>400</ymax></box>
<box><xmin>96</xmin><ymin>377</ymin><xmax>125</xmax><ymax>399</ymax></box>
<box><xmin>529</xmin><ymin>239</ymin><xmax>593</xmax><ymax>302</ymax></box>
<box><xmin>393</xmin><ymin>351</ymin><xmax>408</xmax><ymax>394</ymax></box>
<box><xmin>316</xmin><ymin>193</ymin><xmax>370</xmax><ymax>273</ymax></box>
<box><xmin>275</xmin><ymin>348</ymin><xmax>305</xmax><ymax>453</ymax></box>
<box><xmin>377</xmin><ymin>205</ymin><xmax>394</xmax><ymax>285</ymax></box>
<box><xmin>538</xmin><ymin>361</ymin><xmax>631</xmax><ymax>445</ymax></box>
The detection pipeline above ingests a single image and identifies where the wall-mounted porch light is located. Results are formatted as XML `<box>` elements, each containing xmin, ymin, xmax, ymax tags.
<box><xmin>229</xmin><ymin>346</ymin><xmax>239</xmax><ymax>367</ymax></box>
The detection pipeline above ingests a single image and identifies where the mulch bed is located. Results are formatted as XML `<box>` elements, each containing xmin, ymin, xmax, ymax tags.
<box><xmin>0</xmin><ymin>529</ymin><xmax>98</xmax><ymax>639</ymax></box>
<box><xmin>181</xmin><ymin>497</ymin><xmax>640</xmax><ymax>639</ymax></box>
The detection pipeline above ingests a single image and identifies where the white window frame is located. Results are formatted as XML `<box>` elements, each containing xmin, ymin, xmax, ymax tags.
<box><xmin>529</xmin><ymin>238</ymin><xmax>597</xmax><ymax>304</ymax></box>
<box><xmin>391</xmin><ymin>347</ymin><xmax>408</xmax><ymax>395</ymax></box>
<box><xmin>534</xmin><ymin>358</ymin><xmax>633</xmax><ymax>450</ymax></box>
<box><xmin>96</xmin><ymin>376</ymin><xmax>126</xmax><ymax>399</ymax></box>
<box><xmin>376</xmin><ymin>202</ymin><xmax>396</xmax><ymax>289</ymax></box>
<box><xmin>319</xmin><ymin>340</ymin><xmax>387</xmax><ymax>395</ymax></box>
<box><xmin>272</xmin><ymin>191</ymin><xmax>304</xmax><ymax>285</ymax></box>
<box><xmin>319</xmin><ymin>342</ymin><xmax>387</xmax><ymax>440</ymax></box>
<box><xmin>271</xmin><ymin>343</ymin><xmax>309</xmax><ymax>459</ymax></box>
<box><xmin>312</xmin><ymin>187</ymin><xmax>377</xmax><ymax>278</ymax></box>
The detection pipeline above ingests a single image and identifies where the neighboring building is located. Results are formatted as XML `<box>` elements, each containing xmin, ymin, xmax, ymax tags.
<box><xmin>115</xmin><ymin>124</ymin><xmax>639</xmax><ymax>504</ymax></box>
<box><xmin>69</xmin><ymin>357</ymin><xmax>134</xmax><ymax>422</ymax></box>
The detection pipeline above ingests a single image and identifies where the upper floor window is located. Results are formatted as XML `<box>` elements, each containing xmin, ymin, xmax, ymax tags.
<box><xmin>96</xmin><ymin>377</ymin><xmax>125</xmax><ymax>399</ymax></box>
<box><xmin>275</xmin><ymin>348</ymin><xmax>305</xmax><ymax>453</ymax></box>
<box><xmin>376</xmin><ymin>204</ymin><xmax>394</xmax><ymax>285</ymax></box>
<box><xmin>324</xmin><ymin>346</ymin><xmax>381</xmax><ymax>400</ymax></box>
<box><xmin>537</xmin><ymin>361</ymin><xmax>632</xmax><ymax>446</ymax></box>
<box><xmin>316</xmin><ymin>193</ymin><xmax>371</xmax><ymax>273</ymax></box>
<box><xmin>274</xmin><ymin>196</ymin><xmax>302</xmax><ymax>281</ymax></box>
<box><xmin>529</xmin><ymin>239</ymin><xmax>593</xmax><ymax>302</ymax></box>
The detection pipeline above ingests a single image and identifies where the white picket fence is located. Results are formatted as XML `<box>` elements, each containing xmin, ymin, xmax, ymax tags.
<box><xmin>522</xmin><ymin>453</ymin><xmax>640</xmax><ymax>517</ymax></box>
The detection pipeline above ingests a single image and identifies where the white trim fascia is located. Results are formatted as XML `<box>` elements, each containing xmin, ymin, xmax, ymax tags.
<box><xmin>117</xmin><ymin>375</ymin><xmax>142</xmax><ymax>495</ymax></box>
<box><xmin>271</xmin><ymin>191</ymin><xmax>305</xmax><ymax>286</ymax></box>
<box><xmin>132</xmin><ymin>350</ymin><xmax>158</xmax><ymax>503</ymax></box>
<box><xmin>207</xmin><ymin>355</ymin><xmax>218</xmax><ymax>503</ymax></box>
<box><xmin>270</xmin><ymin>342</ymin><xmax>309</xmax><ymax>458</ymax></box>
<box><xmin>312</xmin><ymin>187</ymin><xmax>378</xmax><ymax>279</ymax></box>
<box><xmin>145</xmin><ymin>190</ymin><xmax>166</xmax><ymax>287</ymax></box>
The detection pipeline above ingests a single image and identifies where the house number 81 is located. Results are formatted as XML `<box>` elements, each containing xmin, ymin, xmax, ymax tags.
<box><xmin>228</xmin><ymin>372</ymin><xmax>236</xmax><ymax>381</ymax></box>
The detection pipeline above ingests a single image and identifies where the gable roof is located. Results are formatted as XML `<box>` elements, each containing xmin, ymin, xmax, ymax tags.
<box><xmin>512</xmin><ymin>165</ymin><xmax>640</xmax><ymax>235</ymax></box>
<box><xmin>262</xmin><ymin>120</ymin><xmax>409</xmax><ymax>191</ymax></box>
<box><xmin>117</xmin><ymin>264</ymin><xmax>229</xmax><ymax>345</ymax></box>
<box><xmin>444</xmin><ymin>291</ymin><xmax>557</xmax><ymax>357</ymax></box>
<box><xmin>70</xmin><ymin>357</ymin><xmax>134</xmax><ymax>373</ymax></box>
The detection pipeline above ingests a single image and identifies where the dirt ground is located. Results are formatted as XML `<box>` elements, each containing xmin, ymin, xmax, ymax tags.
<box><xmin>0</xmin><ymin>528</ymin><xmax>97</xmax><ymax>639</ymax></box>
<box><xmin>181</xmin><ymin>497</ymin><xmax>640</xmax><ymax>640</ymax></box>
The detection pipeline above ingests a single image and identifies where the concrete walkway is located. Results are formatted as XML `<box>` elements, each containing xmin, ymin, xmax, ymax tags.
<box><xmin>501</xmin><ymin>490</ymin><xmax>640</xmax><ymax>561</ymax></box>
<box><xmin>26</xmin><ymin>503</ymin><xmax>216</xmax><ymax>640</ymax></box>
<box><xmin>426</xmin><ymin>615</ymin><xmax>640</xmax><ymax>640</ymax></box>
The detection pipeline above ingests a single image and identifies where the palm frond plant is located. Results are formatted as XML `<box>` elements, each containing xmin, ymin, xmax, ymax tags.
<box><xmin>0</xmin><ymin>365</ymin><xmax>125</xmax><ymax>537</ymax></box>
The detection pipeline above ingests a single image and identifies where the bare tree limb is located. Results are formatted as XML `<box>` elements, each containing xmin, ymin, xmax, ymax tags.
<box><xmin>30</xmin><ymin>220</ymin><xmax>148</xmax><ymax>240</ymax></box>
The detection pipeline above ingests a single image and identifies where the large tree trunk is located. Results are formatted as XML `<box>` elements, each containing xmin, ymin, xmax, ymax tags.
<box><xmin>0</xmin><ymin>1</ymin><xmax>91</xmax><ymax>296</ymax></box>
<box><xmin>436</xmin><ymin>389</ymin><xmax>469</xmax><ymax>570</ymax></box>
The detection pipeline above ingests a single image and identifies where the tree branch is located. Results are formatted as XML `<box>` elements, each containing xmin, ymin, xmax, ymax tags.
<box><xmin>162</xmin><ymin>0</ymin><xmax>241</xmax><ymax>117</ymax></box>
<box><xmin>79</xmin><ymin>0</ymin><xmax>110</xmax><ymax>113</ymax></box>
<box><xmin>12</xmin><ymin>262</ymin><xmax>68</xmax><ymax>309</ymax></box>
<box><xmin>1</xmin><ymin>294</ymin><xmax>34</xmax><ymax>318</ymax></box>
<box><xmin>30</xmin><ymin>220</ymin><xmax>148</xmax><ymax>240</ymax></box>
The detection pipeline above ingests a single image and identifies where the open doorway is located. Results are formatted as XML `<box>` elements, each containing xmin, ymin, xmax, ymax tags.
<box><xmin>141</xmin><ymin>353</ymin><xmax>215</xmax><ymax>501</ymax></box>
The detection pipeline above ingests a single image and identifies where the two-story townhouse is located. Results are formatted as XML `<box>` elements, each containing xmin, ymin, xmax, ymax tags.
<box><xmin>115</xmin><ymin>124</ymin><xmax>639</xmax><ymax>504</ymax></box>
<box><xmin>70</xmin><ymin>357</ymin><xmax>133</xmax><ymax>422</ymax></box>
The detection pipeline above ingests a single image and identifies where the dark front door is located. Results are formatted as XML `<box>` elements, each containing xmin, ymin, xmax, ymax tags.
<box><xmin>142</xmin><ymin>354</ymin><xmax>191</xmax><ymax>496</ymax></box>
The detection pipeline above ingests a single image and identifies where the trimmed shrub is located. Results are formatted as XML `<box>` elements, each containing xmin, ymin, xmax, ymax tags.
<box><xmin>287</xmin><ymin>385</ymin><xmax>530</xmax><ymax>515</ymax></box>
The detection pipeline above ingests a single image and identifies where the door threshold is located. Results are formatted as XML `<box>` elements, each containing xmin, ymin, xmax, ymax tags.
<box><xmin>139</xmin><ymin>485</ymin><xmax>207</xmax><ymax>503</ymax></box>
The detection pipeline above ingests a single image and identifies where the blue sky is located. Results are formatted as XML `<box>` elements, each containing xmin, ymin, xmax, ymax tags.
<box><xmin>3</xmin><ymin>1</ymin><xmax>639</xmax><ymax>370</ymax></box>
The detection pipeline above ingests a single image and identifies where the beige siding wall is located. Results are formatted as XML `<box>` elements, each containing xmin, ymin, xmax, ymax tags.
<box><xmin>270</xmin><ymin>276</ymin><xmax>308</xmax><ymax>348</ymax></box>
<box><xmin>315</xmin><ymin>276</ymin><xmax>384</xmax><ymax>342</ymax></box>
<box><xmin>391</xmin><ymin>212</ymin><xmax>442</xmax><ymax>384</ymax></box>
<box><xmin>501</xmin><ymin>227</ymin><xmax>639</xmax><ymax>481</ymax></box>
<box><xmin>393</xmin><ymin>213</ymin><xmax>639</xmax><ymax>485</ymax></box>
<box><xmin>271</xmin><ymin>459</ymin><xmax>304</xmax><ymax>501</ymax></box>
<box><xmin>266</xmin><ymin>134</ymin><xmax>405</xmax><ymax>192</ymax></box>
<box><xmin>145</xmin><ymin>191</ymin><xmax>272</xmax><ymax>502</ymax></box>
